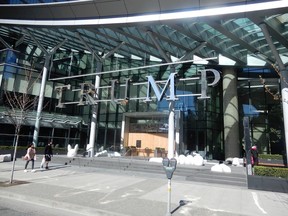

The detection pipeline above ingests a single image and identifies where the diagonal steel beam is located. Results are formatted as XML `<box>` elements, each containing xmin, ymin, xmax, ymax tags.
<box><xmin>75</xmin><ymin>32</ymin><xmax>101</xmax><ymax>62</ymax></box>
<box><xmin>170</xmin><ymin>23</ymin><xmax>246</xmax><ymax>65</ymax></box>
<box><xmin>147</xmin><ymin>30</ymin><xmax>171</xmax><ymax>63</ymax></box>
<box><xmin>0</xmin><ymin>35</ymin><xmax>12</xmax><ymax>49</ymax></box>
<box><xmin>178</xmin><ymin>41</ymin><xmax>207</xmax><ymax>62</ymax></box>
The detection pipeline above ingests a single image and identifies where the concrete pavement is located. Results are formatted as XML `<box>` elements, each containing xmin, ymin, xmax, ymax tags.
<box><xmin>0</xmin><ymin>159</ymin><xmax>288</xmax><ymax>216</ymax></box>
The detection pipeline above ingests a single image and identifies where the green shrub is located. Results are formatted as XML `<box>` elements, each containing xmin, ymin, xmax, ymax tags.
<box><xmin>259</xmin><ymin>154</ymin><xmax>283</xmax><ymax>160</ymax></box>
<box><xmin>52</xmin><ymin>148</ymin><xmax>67</xmax><ymax>155</ymax></box>
<box><xmin>254</xmin><ymin>166</ymin><xmax>288</xmax><ymax>179</ymax></box>
<box><xmin>0</xmin><ymin>146</ymin><xmax>29</xmax><ymax>151</ymax></box>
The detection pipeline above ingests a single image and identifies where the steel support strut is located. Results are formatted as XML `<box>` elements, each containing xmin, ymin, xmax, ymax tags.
<box><xmin>76</xmin><ymin>32</ymin><xmax>125</xmax><ymax>157</ymax></box>
<box><xmin>24</xmin><ymin>29</ymin><xmax>67</xmax><ymax>146</ymax></box>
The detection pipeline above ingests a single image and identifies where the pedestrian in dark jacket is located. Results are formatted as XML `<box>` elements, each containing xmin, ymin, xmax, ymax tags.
<box><xmin>40</xmin><ymin>141</ymin><xmax>53</xmax><ymax>170</ymax></box>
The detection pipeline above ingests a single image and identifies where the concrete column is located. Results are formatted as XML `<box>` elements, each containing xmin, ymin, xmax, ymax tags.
<box><xmin>26</xmin><ymin>30</ymin><xmax>67</xmax><ymax>147</ymax></box>
<box><xmin>88</xmin><ymin>62</ymin><xmax>102</xmax><ymax>157</ymax></box>
<box><xmin>168</xmin><ymin>100</ymin><xmax>175</xmax><ymax>159</ymax></box>
<box><xmin>167</xmin><ymin>67</ymin><xmax>176</xmax><ymax>159</ymax></box>
<box><xmin>222</xmin><ymin>67</ymin><xmax>240</xmax><ymax>158</ymax></box>
<box><xmin>33</xmin><ymin>56</ymin><xmax>50</xmax><ymax>146</ymax></box>
<box><xmin>121</xmin><ymin>115</ymin><xmax>130</xmax><ymax>152</ymax></box>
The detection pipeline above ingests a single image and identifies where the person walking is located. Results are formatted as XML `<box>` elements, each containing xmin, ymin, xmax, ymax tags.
<box><xmin>250</xmin><ymin>145</ymin><xmax>259</xmax><ymax>175</ymax></box>
<box><xmin>40</xmin><ymin>141</ymin><xmax>53</xmax><ymax>170</ymax></box>
<box><xmin>250</xmin><ymin>145</ymin><xmax>259</xmax><ymax>167</ymax></box>
<box><xmin>24</xmin><ymin>143</ymin><xmax>36</xmax><ymax>172</ymax></box>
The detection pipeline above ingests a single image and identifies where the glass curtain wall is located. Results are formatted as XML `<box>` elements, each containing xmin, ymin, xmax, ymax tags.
<box><xmin>180</xmin><ymin>66</ymin><xmax>223</xmax><ymax>159</ymax></box>
<box><xmin>0</xmin><ymin>48</ymin><xmax>88</xmax><ymax>147</ymax></box>
<box><xmin>238</xmin><ymin>68</ymin><xmax>283</xmax><ymax>155</ymax></box>
<box><xmin>96</xmin><ymin>56</ymin><xmax>224</xmax><ymax>158</ymax></box>
<box><xmin>2</xmin><ymin>46</ymin><xmax>283</xmax><ymax>158</ymax></box>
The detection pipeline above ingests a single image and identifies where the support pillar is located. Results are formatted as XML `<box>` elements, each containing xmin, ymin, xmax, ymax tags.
<box><xmin>167</xmin><ymin>66</ymin><xmax>176</xmax><ymax>159</ymax></box>
<box><xmin>77</xmin><ymin>31</ymin><xmax>125</xmax><ymax>157</ymax></box>
<box><xmin>25</xmin><ymin>29</ymin><xmax>67</xmax><ymax>147</ymax></box>
<box><xmin>32</xmin><ymin>48</ymin><xmax>66</xmax><ymax>146</ymax></box>
<box><xmin>223</xmin><ymin>67</ymin><xmax>240</xmax><ymax>158</ymax></box>
<box><xmin>33</xmin><ymin>56</ymin><xmax>50</xmax><ymax>146</ymax></box>
<box><xmin>88</xmin><ymin>62</ymin><xmax>102</xmax><ymax>156</ymax></box>
<box><xmin>168</xmin><ymin>100</ymin><xmax>175</xmax><ymax>159</ymax></box>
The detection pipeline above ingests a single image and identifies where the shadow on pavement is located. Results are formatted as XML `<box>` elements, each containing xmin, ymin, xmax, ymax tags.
<box><xmin>0</xmin><ymin>180</ymin><xmax>30</xmax><ymax>187</ymax></box>
<box><xmin>171</xmin><ymin>200</ymin><xmax>193</xmax><ymax>214</ymax></box>
<box><xmin>39</xmin><ymin>164</ymin><xmax>70</xmax><ymax>171</ymax></box>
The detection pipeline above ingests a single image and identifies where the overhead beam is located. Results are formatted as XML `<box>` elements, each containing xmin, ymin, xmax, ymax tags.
<box><xmin>75</xmin><ymin>32</ymin><xmax>101</xmax><ymax>62</ymax></box>
<box><xmin>170</xmin><ymin>23</ymin><xmax>246</xmax><ymax>65</ymax></box>
<box><xmin>103</xmin><ymin>41</ymin><xmax>125</xmax><ymax>59</ymax></box>
<box><xmin>147</xmin><ymin>30</ymin><xmax>171</xmax><ymax>63</ymax></box>
<box><xmin>0</xmin><ymin>36</ymin><xmax>12</xmax><ymax>49</ymax></box>
<box><xmin>178</xmin><ymin>41</ymin><xmax>207</xmax><ymax>62</ymax></box>
<box><xmin>24</xmin><ymin>28</ymin><xmax>49</xmax><ymax>56</ymax></box>
<box><xmin>109</xmin><ymin>27</ymin><xmax>160</xmax><ymax>59</ymax></box>
<box><xmin>49</xmin><ymin>57</ymin><xmax>217</xmax><ymax>81</ymax></box>
<box><xmin>249</xmin><ymin>16</ymin><xmax>288</xmax><ymax>50</ymax></box>
<box><xmin>15</xmin><ymin>34</ymin><xmax>25</xmax><ymax>48</ymax></box>
<box><xmin>90</xmin><ymin>28</ymin><xmax>155</xmax><ymax>60</ymax></box>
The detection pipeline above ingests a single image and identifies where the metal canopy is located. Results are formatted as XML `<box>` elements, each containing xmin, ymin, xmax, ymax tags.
<box><xmin>0</xmin><ymin>1</ymin><xmax>287</xmax><ymax>67</ymax></box>
<box><xmin>0</xmin><ymin>109</ymin><xmax>83</xmax><ymax>128</ymax></box>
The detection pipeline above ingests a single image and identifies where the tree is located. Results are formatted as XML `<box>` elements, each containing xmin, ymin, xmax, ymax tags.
<box><xmin>259</xmin><ymin>65</ymin><xmax>287</xmax><ymax>157</ymax></box>
<box><xmin>259</xmin><ymin>64</ymin><xmax>283</xmax><ymax>101</ymax></box>
<box><xmin>3</xmin><ymin>67</ymin><xmax>40</xmax><ymax>184</ymax></box>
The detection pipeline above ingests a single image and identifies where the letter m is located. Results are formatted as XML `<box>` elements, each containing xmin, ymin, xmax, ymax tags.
<box><xmin>144</xmin><ymin>72</ymin><xmax>177</xmax><ymax>102</ymax></box>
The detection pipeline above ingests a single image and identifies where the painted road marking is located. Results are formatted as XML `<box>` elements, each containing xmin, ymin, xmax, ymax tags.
<box><xmin>252</xmin><ymin>192</ymin><xmax>267</xmax><ymax>214</ymax></box>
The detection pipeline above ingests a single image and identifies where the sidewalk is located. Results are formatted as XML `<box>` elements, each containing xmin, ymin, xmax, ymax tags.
<box><xmin>0</xmin><ymin>159</ymin><xmax>288</xmax><ymax>216</ymax></box>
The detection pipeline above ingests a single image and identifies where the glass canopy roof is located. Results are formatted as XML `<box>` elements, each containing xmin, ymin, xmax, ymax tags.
<box><xmin>0</xmin><ymin>0</ymin><xmax>287</xmax><ymax>68</ymax></box>
<box><xmin>0</xmin><ymin>0</ymin><xmax>70</xmax><ymax>4</ymax></box>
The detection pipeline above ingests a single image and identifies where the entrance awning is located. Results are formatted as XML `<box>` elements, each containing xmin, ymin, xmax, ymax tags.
<box><xmin>0</xmin><ymin>109</ymin><xmax>83</xmax><ymax>129</ymax></box>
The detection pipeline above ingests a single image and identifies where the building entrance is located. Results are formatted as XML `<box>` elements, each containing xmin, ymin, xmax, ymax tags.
<box><xmin>121</xmin><ymin>111</ymin><xmax>183</xmax><ymax>157</ymax></box>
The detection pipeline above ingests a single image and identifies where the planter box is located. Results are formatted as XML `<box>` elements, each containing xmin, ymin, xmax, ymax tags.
<box><xmin>259</xmin><ymin>158</ymin><xmax>286</xmax><ymax>167</ymax></box>
<box><xmin>0</xmin><ymin>149</ymin><xmax>27</xmax><ymax>160</ymax></box>
<box><xmin>248</xmin><ymin>175</ymin><xmax>288</xmax><ymax>193</ymax></box>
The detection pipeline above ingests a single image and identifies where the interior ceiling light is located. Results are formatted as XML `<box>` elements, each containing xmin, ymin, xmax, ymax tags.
<box><xmin>0</xmin><ymin>1</ymin><xmax>288</xmax><ymax>26</ymax></box>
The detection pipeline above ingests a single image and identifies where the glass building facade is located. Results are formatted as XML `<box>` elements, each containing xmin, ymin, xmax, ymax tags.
<box><xmin>0</xmin><ymin>46</ymin><xmax>283</xmax><ymax>160</ymax></box>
